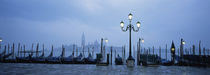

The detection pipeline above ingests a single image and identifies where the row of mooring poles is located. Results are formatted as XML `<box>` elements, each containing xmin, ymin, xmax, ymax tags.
<box><xmin>1</xmin><ymin>43</ymin><xmax>19</xmax><ymax>58</ymax></box>
<box><xmin>176</xmin><ymin>40</ymin><xmax>210</xmax><ymax>56</ymax></box>
<box><xmin>137</xmin><ymin>45</ymin><xmax>173</xmax><ymax>63</ymax></box>
<box><xmin>190</xmin><ymin>41</ymin><xmax>209</xmax><ymax>56</ymax></box>
<box><xmin>17</xmin><ymin>43</ymin><xmax>44</xmax><ymax>58</ymax></box>
<box><xmin>4</xmin><ymin>43</ymin><xmax>15</xmax><ymax>58</ymax></box>
<box><xmin>1</xmin><ymin>43</ymin><xmax>118</xmax><ymax>60</ymax></box>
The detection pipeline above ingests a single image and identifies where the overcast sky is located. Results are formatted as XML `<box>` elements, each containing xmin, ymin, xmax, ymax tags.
<box><xmin>0</xmin><ymin>0</ymin><xmax>210</xmax><ymax>49</ymax></box>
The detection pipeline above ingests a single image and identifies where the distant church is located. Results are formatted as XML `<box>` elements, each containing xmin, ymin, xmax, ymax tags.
<box><xmin>81</xmin><ymin>32</ymin><xmax>100</xmax><ymax>50</ymax></box>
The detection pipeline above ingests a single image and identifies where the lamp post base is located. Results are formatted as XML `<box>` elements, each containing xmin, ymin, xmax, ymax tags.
<box><xmin>126</xmin><ymin>56</ymin><xmax>135</xmax><ymax>67</ymax></box>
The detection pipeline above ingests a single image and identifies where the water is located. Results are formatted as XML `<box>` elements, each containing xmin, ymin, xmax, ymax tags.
<box><xmin>0</xmin><ymin>63</ymin><xmax>209</xmax><ymax>75</ymax></box>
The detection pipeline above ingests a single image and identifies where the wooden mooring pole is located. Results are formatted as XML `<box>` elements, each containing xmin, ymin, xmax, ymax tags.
<box><xmin>166</xmin><ymin>44</ymin><xmax>167</xmax><ymax>60</ymax></box>
<box><xmin>193</xmin><ymin>45</ymin><xmax>195</xmax><ymax>55</ymax></box>
<box><xmin>153</xmin><ymin>46</ymin><xmax>154</xmax><ymax>55</ymax></box>
<box><xmin>199</xmin><ymin>40</ymin><xmax>201</xmax><ymax>56</ymax></box>
<box><xmin>159</xmin><ymin>46</ymin><xmax>161</xmax><ymax>58</ymax></box>
<box><xmin>18</xmin><ymin>43</ymin><xmax>20</xmax><ymax>57</ymax></box>
<box><xmin>24</xmin><ymin>45</ymin><xmax>25</xmax><ymax>57</ymax></box>
<box><xmin>111</xmin><ymin>46</ymin><xmax>112</xmax><ymax>65</ymax></box>
<box><xmin>137</xmin><ymin>42</ymin><xmax>139</xmax><ymax>65</ymax></box>
<box><xmin>8</xmin><ymin>44</ymin><xmax>9</xmax><ymax>54</ymax></box>
<box><xmin>36</xmin><ymin>43</ymin><xmax>39</xmax><ymax>57</ymax></box>
<box><xmin>20</xmin><ymin>46</ymin><xmax>22</xmax><ymax>57</ymax></box>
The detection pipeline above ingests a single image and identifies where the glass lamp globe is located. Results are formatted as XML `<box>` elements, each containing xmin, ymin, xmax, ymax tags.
<box><xmin>128</xmin><ymin>13</ymin><xmax>133</xmax><ymax>20</ymax></box>
<box><xmin>171</xmin><ymin>48</ymin><xmax>175</xmax><ymax>52</ymax></box>
<box><xmin>105</xmin><ymin>39</ymin><xmax>108</xmax><ymax>43</ymax></box>
<box><xmin>0</xmin><ymin>37</ymin><xmax>2</xmax><ymax>42</ymax></box>
<box><xmin>141</xmin><ymin>39</ymin><xmax>144</xmax><ymax>43</ymax></box>
<box><xmin>120</xmin><ymin>21</ymin><xmax>124</xmax><ymax>27</ymax></box>
<box><xmin>182</xmin><ymin>41</ymin><xmax>185</xmax><ymax>45</ymax></box>
<box><xmin>136</xmin><ymin>21</ymin><xmax>141</xmax><ymax>28</ymax></box>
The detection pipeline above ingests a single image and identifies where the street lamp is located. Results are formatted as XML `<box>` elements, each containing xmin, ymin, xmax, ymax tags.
<box><xmin>100</xmin><ymin>38</ymin><xmax>108</xmax><ymax>61</ymax></box>
<box><xmin>180</xmin><ymin>38</ymin><xmax>185</xmax><ymax>57</ymax></box>
<box><xmin>128</xmin><ymin>13</ymin><xmax>133</xmax><ymax>20</ymax></box>
<box><xmin>105</xmin><ymin>38</ymin><xmax>108</xmax><ymax>43</ymax></box>
<box><xmin>140</xmin><ymin>38</ymin><xmax>144</xmax><ymax>43</ymax></box>
<box><xmin>182</xmin><ymin>41</ymin><xmax>185</xmax><ymax>45</ymax></box>
<box><xmin>138</xmin><ymin>38</ymin><xmax>144</xmax><ymax>54</ymax></box>
<box><xmin>137</xmin><ymin>38</ymin><xmax>144</xmax><ymax>65</ymax></box>
<box><xmin>120</xmin><ymin>13</ymin><xmax>141</xmax><ymax>67</ymax></box>
<box><xmin>101</xmin><ymin>38</ymin><xmax>108</xmax><ymax>53</ymax></box>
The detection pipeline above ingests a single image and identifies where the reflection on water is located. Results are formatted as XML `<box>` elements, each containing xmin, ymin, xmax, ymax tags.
<box><xmin>0</xmin><ymin>63</ymin><xmax>209</xmax><ymax>75</ymax></box>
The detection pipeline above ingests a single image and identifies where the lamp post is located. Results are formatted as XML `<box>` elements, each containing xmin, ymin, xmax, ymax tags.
<box><xmin>120</xmin><ymin>13</ymin><xmax>141</xmax><ymax>67</ymax></box>
<box><xmin>180</xmin><ymin>38</ymin><xmax>185</xmax><ymax>57</ymax></box>
<box><xmin>171</xmin><ymin>41</ymin><xmax>175</xmax><ymax>63</ymax></box>
<box><xmin>138</xmin><ymin>38</ymin><xmax>144</xmax><ymax>54</ymax></box>
<box><xmin>137</xmin><ymin>38</ymin><xmax>144</xmax><ymax>65</ymax></box>
<box><xmin>100</xmin><ymin>38</ymin><xmax>108</xmax><ymax>61</ymax></box>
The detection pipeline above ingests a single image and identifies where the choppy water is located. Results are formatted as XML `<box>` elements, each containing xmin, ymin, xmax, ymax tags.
<box><xmin>0</xmin><ymin>63</ymin><xmax>210</xmax><ymax>75</ymax></box>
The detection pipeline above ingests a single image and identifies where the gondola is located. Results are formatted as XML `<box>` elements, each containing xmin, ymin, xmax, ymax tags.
<box><xmin>45</xmin><ymin>45</ymin><xmax>61</xmax><ymax>64</ymax></box>
<box><xmin>62</xmin><ymin>54</ymin><xmax>74</xmax><ymax>64</ymax></box>
<box><xmin>73</xmin><ymin>53</ymin><xmax>84</xmax><ymax>64</ymax></box>
<box><xmin>83</xmin><ymin>53</ymin><xmax>96</xmax><ymax>64</ymax></box>
<box><xmin>161</xmin><ymin>59</ymin><xmax>173</xmax><ymax>66</ymax></box>
<box><xmin>31</xmin><ymin>54</ymin><xmax>45</xmax><ymax>63</ymax></box>
<box><xmin>16</xmin><ymin>54</ymin><xmax>32</xmax><ymax>63</ymax></box>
